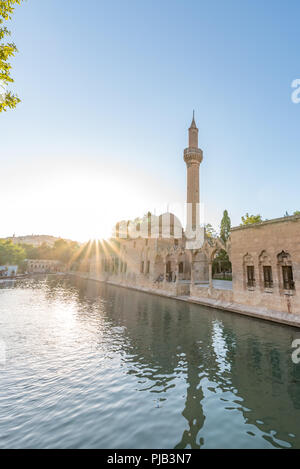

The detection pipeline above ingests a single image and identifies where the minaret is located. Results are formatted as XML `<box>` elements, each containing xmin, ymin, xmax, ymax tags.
<box><xmin>184</xmin><ymin>111</ymin><xmax>203</xmax><ymax>232</ymax></box>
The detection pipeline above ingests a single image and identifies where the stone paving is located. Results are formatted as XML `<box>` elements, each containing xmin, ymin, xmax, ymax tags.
<box><xmin>195</xmin><ymin>280</ymin><xmax>233</xmax><ymax>290</ymax></box>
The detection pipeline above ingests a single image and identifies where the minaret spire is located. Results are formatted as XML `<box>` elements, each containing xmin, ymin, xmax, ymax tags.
<box><xmin>188</xmin><ymin>110</ymin><xmax>198</xmax><ymax>147</ymax></box>
<box><xmin>191</xmin><ymin>110</ymin><xmax>196</xmax><ymax>127</ymax></box>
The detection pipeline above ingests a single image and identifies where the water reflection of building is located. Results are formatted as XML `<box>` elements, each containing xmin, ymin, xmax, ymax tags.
<box><xmin>72</xmin><ymin>277</ymin><xmax>300</xmax><ymax>448</ymax></box>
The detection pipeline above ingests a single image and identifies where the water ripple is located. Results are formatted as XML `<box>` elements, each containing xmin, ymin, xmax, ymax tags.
<box><xmin>0</xmin><ymin>275</ymin><xmax>299</xmax><ymax>449</ymax></box>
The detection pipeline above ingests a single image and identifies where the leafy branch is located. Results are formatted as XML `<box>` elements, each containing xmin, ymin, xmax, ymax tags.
<box><xmin>0</xmin><ymin>0</ymin><xmax>23</xmax><ymax>112</ymax></box>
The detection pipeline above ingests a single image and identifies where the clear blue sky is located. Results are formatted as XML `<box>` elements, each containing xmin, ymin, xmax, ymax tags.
<box><xmin>1</xmin><ymin>0</ymin><xmax>300</xmax><ymax>240</ymax></box>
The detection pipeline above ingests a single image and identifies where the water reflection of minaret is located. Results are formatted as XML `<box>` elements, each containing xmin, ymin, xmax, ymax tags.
<box><xmin>175</xmin><ymin>350</ymin><xmax>206</xmax><ymax>449</ymax></box>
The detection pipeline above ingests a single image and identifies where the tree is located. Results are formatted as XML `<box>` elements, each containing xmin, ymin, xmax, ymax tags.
<box><xmin>0</xmin><ymin>239</ymin><xmax>25</xmax><ymax>265</ymax></box>
<box><xmin>51</xmin><ymin>238</ymin><xmax>81</xmax><ymax>265</ymax></box>
<box><xmin>212</xmin><ymin>249</ymin><xmax>232</xmax><ymax>276</ymax></box>
<box><xmin>20</xmin><ymin>243</ymin><xmax>39</xmax><ymax>259</ymax></box>
<box><xmin>36</xmin><ymin>242</ymin><xmax>53</xmax><ymax>260</ymax></box>
<box><xmin>220</xmin><ymin>210</ymin><xmax>231</xmax><ymax>243</ymax></box>
<box><xmin>241</xmin><ymin>213</ymin><xmax>263</xmax><ymax>225</ymax></box>
<box><xmin>205</xmin><ymin>223</ymin><xmax>217</xmax><ymax>238</ymax></box>
<box><xmin>0</xmin><ymin>0</ymin><xmax>23</xmax><ymax>112</ymax></box>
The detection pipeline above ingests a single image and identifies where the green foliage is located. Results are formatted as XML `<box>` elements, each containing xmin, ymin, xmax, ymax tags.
<box><xmin>0</xmin><ymin>237</ymin><xmax>119</xmax><ymax>272</ymax></box>
<box><xmin>284</xmin><ymin>210</ymin><xmax>300</xmax><ymax>217</ymax></box>
<box><xmin>241</xmin><ymin>213</ymin><xmax>263</xmax><ymax>225</ymax></box>
<box><xmin>0</xmin><ymin>239</ymin><xmax>25</xmax><ymax>265</ymax></box>
<box><xmin>21</xmin><ymin>239</ymin><xmax>81</xmax><ymax>265</ymax></box>
<box><xmin>205</xmin><ymin>223</ymin><xmax>217</xmax><ymax>238</ymax></box>
<box><xmin>212</xmin><ymin>249</ymin><xmax>231</xmax><ymax>275</ymax></box>
<box><xmin>0</xmin><ymin>0</ymin><xmax>23</xmax><ymax>112</ymax></box>
<box><xmin>220</xmin><ymin>210</ymin><xmax>231</xmax><ymax>242</ymax></box>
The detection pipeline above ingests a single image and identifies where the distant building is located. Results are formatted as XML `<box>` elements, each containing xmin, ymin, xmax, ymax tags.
<box><xmin>27</xmin><ymin>260</ymin><xmax>65</xmax><ymax>273</ymax></box>
<box><xmin>0</xmin><ymin>265</ymin><xmax>18</xmax><ymax>277</ymax></box>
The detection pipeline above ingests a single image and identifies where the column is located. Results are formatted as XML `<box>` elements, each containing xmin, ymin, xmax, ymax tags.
<box><xmin>209</xmin><ymin>262</ymin><xmax>213</xmax><ymax>290</ymax></box>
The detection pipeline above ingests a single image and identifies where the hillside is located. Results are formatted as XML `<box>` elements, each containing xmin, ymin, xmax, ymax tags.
<box><xmin>2</xmin><ymin>235</ymin><xmax>75</xmax><ymax>247</ymax></box>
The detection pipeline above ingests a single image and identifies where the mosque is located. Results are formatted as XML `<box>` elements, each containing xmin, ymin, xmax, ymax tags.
<box><xmin>89</xmin><ymin>115</ymin><xmax>300</xmax><ymax>327</ymax></box>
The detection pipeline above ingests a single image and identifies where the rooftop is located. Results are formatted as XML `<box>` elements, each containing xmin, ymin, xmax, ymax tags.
<box><xmin>231</xmin><ymin>214</ymin><xmax>300</xmax><ymax>231</ymax></box>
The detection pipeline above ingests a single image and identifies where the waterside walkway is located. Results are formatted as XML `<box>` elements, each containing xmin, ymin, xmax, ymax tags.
<box><xmin>71</xmin><ymin>273</ymin><xmax>300</xmax><ymax>329</ymax></box>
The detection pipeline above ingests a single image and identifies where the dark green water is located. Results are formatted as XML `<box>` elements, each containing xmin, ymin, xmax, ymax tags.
<box><xmin>0</xmin><ymin>275</ymin><xmax>300</xmax><ymax>449</ymax></box>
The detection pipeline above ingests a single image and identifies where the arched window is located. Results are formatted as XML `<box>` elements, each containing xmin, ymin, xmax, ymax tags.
<box><xmin>178</xmin><ymin>262</ymin><xmax>184</xmax><ymax>274</ymax></box>
<box><xmin>243</xmin><ymin>253</ymin><xmax>255</xmax><ymax>289</ymax></box>
<box><xmin>277</xmin><ymin>251</ymin><xmax>295</xmax><ymax>291</ymax></box>
<box><xmin>259</xmin><ymin>251</ymin><xmax>273</xmax><ymax>289</ymax></box>
<box><xmin>154</xmin><ymin>255</ymin><xmax>164</xmax><ymax>282</ymax></box>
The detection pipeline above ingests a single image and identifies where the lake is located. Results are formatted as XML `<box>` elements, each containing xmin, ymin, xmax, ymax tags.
<box><xmin>0</xmin><ymin>275</ymin><xmax>300</xmax><ymax>449</ymax></box>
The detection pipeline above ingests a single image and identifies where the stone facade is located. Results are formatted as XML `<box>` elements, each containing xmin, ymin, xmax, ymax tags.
<box><xmin>230</xmin><ymin>215</ymin><xmax>300</xmax><ymax>315</ymax></box>
<box><xmin>89</xmin><ymin>228</ymin><xmax>228</xmax><ymax>303</ymax></box>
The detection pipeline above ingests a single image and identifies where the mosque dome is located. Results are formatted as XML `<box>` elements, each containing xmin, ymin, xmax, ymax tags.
<box><xmin>158</xmin><ymin>212</ymin><xmax>183</xmax><ymax>239</ymax></box>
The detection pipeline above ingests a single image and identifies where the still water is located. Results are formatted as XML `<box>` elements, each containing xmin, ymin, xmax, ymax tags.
<box><xmin>0</xmin><ymin>275</ymin><xmax>300</xmax><ymax>449</ymax></box>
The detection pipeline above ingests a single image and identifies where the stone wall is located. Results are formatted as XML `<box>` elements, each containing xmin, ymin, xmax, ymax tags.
<box><xmin>190</xmin><ymin>284</ymin><xmax>233</xmax><ymax>303</ymax></box>
<box><xmin>230</xmin><ymin>215</ymin><xmax>300</xmax><ymax>315</ymax></box>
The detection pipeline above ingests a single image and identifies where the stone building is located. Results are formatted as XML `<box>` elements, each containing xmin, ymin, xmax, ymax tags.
<box><xmin>27</xmin><ymin>259</ymin><xmax>65</xmax><ymax>273</ymax></box>
<box><xmin>230</xmin><ymin>215</ymin><xmax>300</xmax><ymax>315</ymax></box>
<box><xmin>89</xmin><ymin>115</ymin><xmax>300</xmax><ymax>326</ymax></box>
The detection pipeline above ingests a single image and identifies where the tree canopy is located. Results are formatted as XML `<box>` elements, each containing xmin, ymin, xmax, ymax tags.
<box><xmin>220</xmin><ymin>210</ymin><xmax>231</xmax><ymax>242</ymax></box>
<box><xmin>0</xmin><ymin>239</ymin><xmax>25</xmax><ymax>265</ymax></box>
<box><xmin>205</xmin><ymin>223</ymin><xmax>217</xmax><ymax>238</ymax></box>
<box><xmin>241</xmin><ymin>213</ymin><xmax>263</xmax><ymax>225</ymax></box>
<box><xmin>0</xmin><ymin>0</ymin><xmax>23</xmax><ymax>112</ymax></box>
<box><xmin>0</xmin><ymin>238</ymin><xmax>85</xmax><ymax>269</ymax></box>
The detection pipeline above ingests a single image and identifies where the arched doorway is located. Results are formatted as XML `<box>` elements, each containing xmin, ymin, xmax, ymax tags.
<box><xmin>154</xmin><ymin>255</ymin><xmax>164</xmax><ymax>282</ymax></box>
<box><xmin>192</xmin><ymin>251</ymin><xmax>209</xmax><ymax>283</ymax></box>
<box><xmin>212</xmin><ymin>249</ymin><xmax>232</xmax><ymax>280</ymax></box>
<box><xmin>177</xmin><ymin>252</ymin><xmax>191</xmax><ymax>281</ymax></box>
<box><xmin>165</xmin><ymin>254</ymin><xmax>176</xmax><ymax>282</ymax></box>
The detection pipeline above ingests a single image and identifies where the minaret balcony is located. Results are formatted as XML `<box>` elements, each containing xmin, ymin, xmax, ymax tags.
<box><xmin>183</xmin><ymin>147</ymin><xmax>203</xmax><ymax>164</ymax></box>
